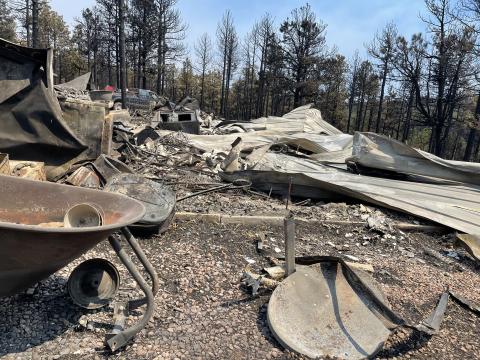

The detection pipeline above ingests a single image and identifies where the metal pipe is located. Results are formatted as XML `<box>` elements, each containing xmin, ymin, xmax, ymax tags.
<box><xmin>121</xmin><ymin>227</ymin><xmax>159</xmax><ymax>298</ymax></box>
<box><xmin>284</xmin><ymin>212</ymin><xmax>296</xmax><ymax>276</ymax></box>
<box><xmin>106</xmin><ymin>235</ymin><xmax>155</xmax><ymax>351</ymax></box>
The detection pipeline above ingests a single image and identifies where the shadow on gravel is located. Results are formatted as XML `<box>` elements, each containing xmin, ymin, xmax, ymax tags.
<box><xmin>0</xmin><ymin>275</ymin><xmax>85</xmax><ymax>356</ymax></box>
<box><xmin>255</xmin><ymin>303</ymin><xmax>282</xmax><ymax>349</ymax></box>
<box><xmin>376</xmin><ymin>329</ymin><xmax>431</xmax><ymax>358</ymax></box>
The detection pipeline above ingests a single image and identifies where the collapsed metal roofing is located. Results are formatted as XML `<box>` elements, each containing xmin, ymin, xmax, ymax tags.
<box><xmin>168</xmin><ymin>105</ymin><xmax>480</xmax><ymax>235</ymax></box>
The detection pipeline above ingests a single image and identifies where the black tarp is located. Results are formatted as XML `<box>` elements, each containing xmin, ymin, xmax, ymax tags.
<box><xmin>0</xmin><ymin>38</ymin><xmax>88</xmax><ymax>179</ymax></box>
<box><xmin>0</xmin><ymin>80</ymin><xmax>87</xmax><ymax>168</ymax></box>
<box><xmin>0</xmin><ymin>38</ymin><xmax>51</xmax><ymax>103</ymax></box>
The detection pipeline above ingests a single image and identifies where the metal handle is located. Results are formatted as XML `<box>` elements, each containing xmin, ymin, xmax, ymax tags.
<box><xmin>106</xmin><ymin>230</ymin><xmax>157</xmax><ymax>351</ymax></box>
<box><xmin>121</xmin><ymin>227</ymin><xmax>159</xmax><ymax>305</ymax></box>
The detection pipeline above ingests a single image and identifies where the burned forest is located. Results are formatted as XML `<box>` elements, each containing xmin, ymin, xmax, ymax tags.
<box><xmin>0</xmin><ymin>0</ymin><xmax>479</xmax><ymax>360</ymax></box>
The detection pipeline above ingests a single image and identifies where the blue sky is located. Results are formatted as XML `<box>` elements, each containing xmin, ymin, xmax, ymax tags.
<box><xmin>50</xmin><ymin>0</ymin><xmax>428</xmax><ymax>59</ymax></box>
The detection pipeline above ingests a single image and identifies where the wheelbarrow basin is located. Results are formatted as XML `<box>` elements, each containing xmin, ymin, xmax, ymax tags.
<box><xmin>0</xmin><ymin>175</ymin><xmax>146</xmax><ymax>297</ymax></box>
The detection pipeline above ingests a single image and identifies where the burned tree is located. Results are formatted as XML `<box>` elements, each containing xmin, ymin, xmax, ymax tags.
<box><xmin>155</xmin><ymin>0</ymin><xmax>187</xmax><ymax>95</ymax></box>
<box><xmin>130</xmin><ymin>0</ymin><xmax>157</xmax><ymax>89</ymax></box>
<box><xmin>31</xmin><ymin>0</ymin><xmax>39</xmax><ymax>47</ymax></box>
<box><xmin>194</xmin><ymin>33</ymin><xmax>213</xmax><ymax>108</ymax></box>
<box><xmin>459</xmin><ymin>0</ymin><xmax>480</xmax><ymax>161</ymax></box>
<box><xmin>255</xmin><ymin>14</ymin><xmax>274</xmax><ymax>117</ymax></box>
<box><xmin>0</xmin><ymin>0</ymin><xmax>17</xmax><ymax>42</ymax></box>
<box><xmin>395</xmin><ymin>0</ymin><xmax>476</xmax><ymax>156</ymax></box>
<box><xmin>217</xmin><ymin>10</ymin><xmax>238</xmax><ymax>118</ymax></box>
<box><xmin>317</xmin><ymin>54</ymin><xmax>348</xmax><ymax>128</ymax></box>
<box><xmin>280</xmin><ymin>4</ymin><xmax>327</xmax><ymax>107</ymax></box>
<box><xmin>119</xmin><ymin>0</ymin><xmax>126</xmax><ymax>108</ymax></box>
<box><xmin>346</xmin><ymin>52</ymin><xmax>360</xmax><ymax>133</ymax></box>
<box><xmin>367</xmin><ymin>22</ymin><xmax>397</xmax><ymax>133</ymax></box>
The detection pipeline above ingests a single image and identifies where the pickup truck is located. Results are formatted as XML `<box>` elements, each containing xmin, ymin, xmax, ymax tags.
<box><xmin>111</xmin><ymin>89</ymin><xmax>161</xmax><ymax>110</ymax></box>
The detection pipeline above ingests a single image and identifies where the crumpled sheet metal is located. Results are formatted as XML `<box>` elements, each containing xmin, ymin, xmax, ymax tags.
<box><xmin>157</xmin><ymin>104</ymin><xmax>346</xmax><ymax>153</ymax></box>
<box><xmin>267</xmin><ymin>258</ymin><xmax>404</xmax><ymax>359</ymax></box>
<box><xmin>456</xmin><ymin>233</ymin><xmax>480</xmax><ymax>261</ymax></box>
<box><xmin>280</xmin><ymin>104</ymin><xmax>343</xmax><ymax>135</ymax></box>
<box><xmin>216</xmin><ymin>104</ymin><xmax>343</xmax><ymax>135</ymax></box>
<box><xmin>157</xmin><ymin>130</ymin><xmax>351</xmax><ymax>156</ymax></box>
<box><xmin>222</xmin><ymin>154</ymin><xmax>480</xmax><ymax>235</ymax></box>
<box><xmin>56</xmin><ymin>72</ymin><xmax>91</xmax><ymax>91</ymax></box>
<box><xmin>310</xmin><ymin>147</ymin><xmax>353</xmax><ymax>164</ymax></box>
<box><xmin>350</xmin><ymin>132</ymin><xmax>480</xmax><ymax>185</ymax></box>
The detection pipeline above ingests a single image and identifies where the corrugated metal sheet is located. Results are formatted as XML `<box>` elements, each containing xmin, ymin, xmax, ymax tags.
<box><xmin>223</xmin><ymin>154</ymin><xmax>480</xmax><ymax>235</ymax></box>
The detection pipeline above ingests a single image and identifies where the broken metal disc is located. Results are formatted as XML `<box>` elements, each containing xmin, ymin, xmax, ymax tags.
<box><xmin>267</xmin><ymin>262</ymin><xmax>392</xmax><ymax>360</ymax></box>
<box><xmin>104</xmin><ymin>173</ymin><xmax>175</xmax><ymax>230</ymax></box>
<box><xmin>68</xmin><ymin>259</ymin><xmax>120</xmax><ymax>309</ymax></box>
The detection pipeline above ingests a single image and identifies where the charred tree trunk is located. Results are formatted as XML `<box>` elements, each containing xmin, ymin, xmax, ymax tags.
<box><xmin>119</xmin><ymin>0</ymin><xmax>127</xmax><ymax>108</ymax></box>
<box><xmin>31</xmin><ymin>0</ymin><xmax>39</xmax><ymax>48</ymax></box>
<box><xmin>402</xmin><ymin>85</ymin><xmax>415</xmax><ymax>142</ymax></box>
<box><xmin>464</xmin><ymin>93</ymin><xmax>480</xmax><ymax>161</ymax></box>
<box><xmin>375</xmin><ymin>62</ymin><xmax>387</xmax><ymax>133</ymax></box>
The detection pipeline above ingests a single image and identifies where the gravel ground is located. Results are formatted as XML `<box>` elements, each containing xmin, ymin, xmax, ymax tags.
<box><xmin>0</xmin><ymin>190</ymin><xmax>479</xmax><ymax>360</ymax></box>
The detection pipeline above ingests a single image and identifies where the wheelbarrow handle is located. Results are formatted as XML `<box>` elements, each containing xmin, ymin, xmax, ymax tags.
<box><xmin>106</xmin><ymin>232</ymin><xmax>156</xmax><ymax>352</ymax></box>
<box><xmin>121</xmin><ymin>227</ymin><xmax>159</xmax><ymax>300</ymax></box>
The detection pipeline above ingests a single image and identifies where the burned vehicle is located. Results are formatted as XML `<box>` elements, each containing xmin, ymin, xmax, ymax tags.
<box><xmin>111</xmin><ymin>88</ymin><xmax>161</xmax><ymax>110</ymax></box>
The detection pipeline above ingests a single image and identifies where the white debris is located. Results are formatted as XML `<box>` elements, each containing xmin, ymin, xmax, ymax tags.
<box><xmin>245</xmin><ymin>257</ymin><xmax>256</xmax><ymax>264</ymax></box>
<box><xmin>344</xmin><ymin>254</ymin><xmax>360</xmax><ymax>262</ymax></box>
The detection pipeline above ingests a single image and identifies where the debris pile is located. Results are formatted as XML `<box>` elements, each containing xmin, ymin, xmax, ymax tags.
<box><xmin>0</xmin><ymin>39</ymin><xmax>479</xmax><ymax>359</ymax></box>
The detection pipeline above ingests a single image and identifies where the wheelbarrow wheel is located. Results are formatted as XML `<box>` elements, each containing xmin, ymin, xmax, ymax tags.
<box><xmin>68</xmin><ymin>258</ymin><xmax>120</xmax><ymax>309</ymax></box>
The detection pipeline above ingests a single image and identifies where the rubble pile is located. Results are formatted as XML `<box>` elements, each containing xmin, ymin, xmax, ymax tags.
<box><xmin>54</xmin><ymin>85</ymin><xmax>91</xmax><ymax>101</ymax></box>
<box><xmin>0</xmin><ymin>39</ymin><xmax>479</xmax><ymax>360</ymax></box>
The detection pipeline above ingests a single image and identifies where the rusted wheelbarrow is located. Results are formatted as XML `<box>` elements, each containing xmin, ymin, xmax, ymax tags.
<box><xmin>0</xmin><ymin>175</ymin><xmax>159</xmax><ymax>351</ymax></box>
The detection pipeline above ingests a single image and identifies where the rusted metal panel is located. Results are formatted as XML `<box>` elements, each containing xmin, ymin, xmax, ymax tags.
<box><xmin>66</xmin><ymin>166</ymin><xmax>101</xmax><ymax>188</ymax></box>
<box><xmin>60</xmin><ymin>99</ymin><xmax>106</xmax><ymax>159</ymax></box>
